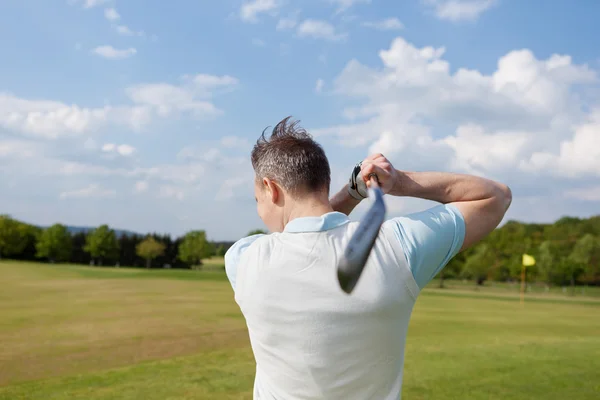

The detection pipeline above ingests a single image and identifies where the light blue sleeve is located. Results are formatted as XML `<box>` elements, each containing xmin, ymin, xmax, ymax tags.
<box><xmin>224</xmin><ymin>234</ymin><xmax>264</xmax><ymax>291</ymax></box>
<box><xmin>384</xmin><ymin>203</ymin><xmax>466</xmax><ymax>290</ymax></box>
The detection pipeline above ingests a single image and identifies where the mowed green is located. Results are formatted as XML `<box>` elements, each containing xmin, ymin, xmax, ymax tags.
<box><xmin>1</xmin><ymin>261</ymin><xmax>599</xmax><ymax>400</ymax></box>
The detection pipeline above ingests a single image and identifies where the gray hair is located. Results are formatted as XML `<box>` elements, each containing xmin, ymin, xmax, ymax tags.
<box><xmin>251</xmin><ymin>116</ymin><xmax>331</xmax><ymax>195</ymax></box>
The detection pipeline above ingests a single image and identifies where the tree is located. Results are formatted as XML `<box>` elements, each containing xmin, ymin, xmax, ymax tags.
<box><xmin>536</xmin><ymin>241</ymin><xmax>555</xmax><ymax>287</ymax></box>
<box><xmin>462</xmin><ymin>244</ymin><xmax>496</xmax><ymax>286</ymax></box>
<box><xmin>84</xmin><ymin>225</ymin><xmax>119</xmax><ymax>266</ymax></box>
<box><xmin>19</xmin><ymin>224</ymin><xmax>42</xmax><ymax>262</ymax></box>
<box><xmin>581</xmin><ymin>236</ymin><xmax>600</xmax><ymax>285</ymax></box>
<box><xmin>215</xmin><ymin>244</ymin><xmax>226</xmax><ymax>257</ymax></box>
<box><xmin>119</xmin><ymin>234</ymin><xmax>143</xmax><ymax>268</ymax></box>
<box><xmin>178</xmin><ymin>230</ymin><xmax>214</xmax><ymax>268</ymax></box>
<box><xmin>566</xmin><ymin>234</ymin><xmax>600</xmax><ymax>293</ymax></box>
<box><xmin>438</xmin><ymin>249</ymin><xmax>467</xmax><ymax>288</ymax></box>
<box><xmin>0</xmin><ymin>215</ymin><xmax>28</xmax><ymax>259</ymax></box>
<box><xmin>247</xmin><ymin>229</ymin><xmax>268</xmax><ymax>236</ymax></box>
<box><xmin>136</xmin><ymin>236</ymin><xmax>166</xmax><ymax>268</ymax></box>
<box><xmin>71</xmin><ymin>232</ymin><xmax>91</xmax><ymax>265</ymax></box>
<box><xmin>36</xmin><ymin>224</ymin><xmax>72</xmax><ymax>263</ymax></box>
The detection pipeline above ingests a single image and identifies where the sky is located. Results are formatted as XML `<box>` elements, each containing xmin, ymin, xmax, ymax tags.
<box><xmin>1</xmin><ymin>0</ymin><xmax>599</xmax><ymax>241</ymax></box>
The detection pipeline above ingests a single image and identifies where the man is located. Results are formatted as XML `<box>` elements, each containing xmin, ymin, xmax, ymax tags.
<box><xmin>225</xmin><ymin>116</ymin><xmax>512</xmax><ymax>399</ymax></box>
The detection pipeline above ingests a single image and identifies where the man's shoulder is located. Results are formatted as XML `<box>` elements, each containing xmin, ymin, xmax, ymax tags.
<box><xmin>378</xmin><ymin>203</ymin><xmax>465</xmax><ymax>290</ymax></box>
<box><xmin>379</xmin><ymin>203</ymin><xmax>465</xmax><ymax>251</ymax></box>
<box><xmin>224</xmin><ymin>233</ymin><xmax>270</xmax><ymax>291</ymax></box>
<box><xmin>381</xmin><ymin>203</ymin><xmax>464</xmax><ymax>228</ymax></box>
<box><xmin>225</xmin><ymin>233</ymin><xmax>269</xmax><ymax>261</ymax></box>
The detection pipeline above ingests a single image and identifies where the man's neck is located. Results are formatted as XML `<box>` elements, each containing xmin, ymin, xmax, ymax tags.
<box><xmin>284</xmin><ymin>196</ymin><xmax>334</xmax><ymax>225</ymax></box>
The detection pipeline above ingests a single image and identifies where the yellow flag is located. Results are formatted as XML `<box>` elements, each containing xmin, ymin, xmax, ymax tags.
<box><xmin>522</xmin><ymin>254</ymin><xmax>536</xmax><ymax>267</ymax></box>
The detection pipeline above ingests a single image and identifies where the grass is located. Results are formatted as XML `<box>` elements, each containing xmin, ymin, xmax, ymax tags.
<box><xmin>432</xmin><ymin>278</ymin><xmax>600</xmax><ymax>298</ymax></box>
<box><xmin>1</xmin><ymin>260</ymin><xmax>599</xmax><ymax>399</ymax></box>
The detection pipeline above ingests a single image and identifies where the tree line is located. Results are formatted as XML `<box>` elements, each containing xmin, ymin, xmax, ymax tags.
<box><xmin>0</xmin><ymin>215</ymin><xmax>249</xmax><ymax>269</ymax></box>
<box><xmin>442</xmin><ymin>216</ymin><xmax>600</xmax><ymax>290</ymax></box>
<box><xmin>1</xmin><ymin>213</ymin><xmax>599</xmax><ymax>288</ymax></box>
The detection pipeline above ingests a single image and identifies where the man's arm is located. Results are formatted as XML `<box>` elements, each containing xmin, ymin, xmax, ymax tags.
<box><xmin>334</xmin><ymin>154</ymin><xmax>511</xmax><ymax>290</ymax></box>
<box><xmin>330</xmin><ymin>184</ymin><xmax>362</xmax><ymax>216</ymax></box>
<box><xmin>333</xmin><ymin>154</ymin><xmax>512</xmax><ymax>252</ymax></box>
<box><xmin>389</xmin><ymin>170</ymin><xmax>512</xmax><ymax>251</ymax></box>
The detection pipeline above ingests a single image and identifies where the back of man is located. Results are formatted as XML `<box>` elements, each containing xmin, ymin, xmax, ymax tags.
<box><xmin>225</xmin><ymin>117</ymin><xmax>511</xmax><ymax>399</ymax></box>
<box><xmin>233</xmin><ymin>221</ymin><xmax>418</xmax><ymax>399</ymax></box>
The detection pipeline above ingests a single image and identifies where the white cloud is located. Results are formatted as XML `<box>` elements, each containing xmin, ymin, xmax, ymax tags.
<box><xmin>83</xmin><ymin>138</ymin><xmax>97</xmax><ymax>150</ymax></box>
<box><xmin>340</xmin><ymin>15</ymin><xmax>359</xmax><ymax>23</ymax></box>
<box><xmin>313</xmin><ymin>35</ymin><xmax>599</xmax><ymax>213</ymax></box>
<box><xmin>71</xmin><ymin>0</ymin><xmax>109</xmax><ymax>9</ymax></box>
<box><xmin>59</xmin><ymin>184</ymin><xmax>116</xmax><ymax>199</ymax></box>
<box><xmin>0</xmin><ymin>95</ymin><xmax>150</xmax><ymax>139</ymax></box>
<box><xmin>315</xmin><ymin>79</ymin><xmax>325</xmax><ymax>93</ymax></box>
<box><xmin>176</xmin><ymin>145</ymin><xmax>247</xmax><ymax>167</ymax></box>
<box><xmin>328</xmin><ymin>0</ymin><xmax>371</xmax><ymax>13</ymax></box>
<box><xmin>252</xmin><ymin>38</ymin><xmax>266</xmax><ymax>47</ymax></box>
<box><xmin>189</xmin><ymin>74</ymin><xmax>239</xmax><ymax>89</ymax></box>
<box><xmin>101</xmin><ymin>143</ymin><xmax>116</xmax><ymax>152</ymax></box>
<box><xmin>92</xmin><ymin>45</ymin><xmax>137</xmax><ymax>59</ymax></box>
<box><xmin>276</xmin><ymin>10</ymin><xmax>302</xmax><ymax>30</ymax></box>
<box><xmin>521</xmin><ymin>112</ymin><xmax>600</xmax><ymax>177</ymax></box>
<box><xmin>0</xmin><ymin>73</ymin><xmax>238</xmax><ymax>138</ymax></box>
<box><xmin>134</xmin><ymin>181</ymin><xmax>149</xmax><ymax>193</ymax></box>
<box><xmin>115</xmin><ymin>25</ymin><xmax>145</xmax><ymax>37</ymax></box>
<box><xmin>142</xmin><ymin>163</ymin><xmax>207</xmax><ymax>184</ymax></box>
<box><xmin>361</xmin><ymin>18</ymin><xmax>404</xmax><ymax>30</ymax></box>
<box><xmin>126</xmin><ymin>84</ymin><xmax>217</xmax><ymax>116</ymax></box>
<box><xmin>104</xmin><ymin>7</ymin><xmax>120</xmax><ymax>21</ymax></box>
<box><xmin>423</xmin><ymin>0</ymin><xmax>498</xmax><ymax>22</ymax></box>
<box><xmin>102</xmin><ymin>143</ymin><xmax>136</xmax><ymax>156</ymax></box>
<box><xmin>216</xmin><ymin>177</ymin><xmax>250</xmax><ymax>200</ymax></box>
<box><xmin>0</xmin><ymin>133</ymin><xmax>263</xmax><ymax>240</ymax></box>
<box><xmin>297</xmin><ymin>20</ymin><xmax>347</xmax><ymax>41</ymax></box>
<box><xmin>0</xmin><ymin>139</ymin><xmax>39</xmax><ymax>159</ymax></box>
<box><xmin>125</xmin><ymin>73</ymin><xmax>238</xmax><ymax>119</ymax></box>
<box><xmin>277</xmin><ymin>18</ymin><xmax>298</xmax><ymax>30</ymax></box>
<box><xmin>85</xmin><ymin>0</ymin><xmax>109</xmax><ymax>8</ymax></box>
<box><xmin>221</xmin><ymin>136</ymin><xmax>251</xmax><ymax>149</ymax></box>
<box><xmin>443</xmin><ymin>124</ymin><xmax>531</xmax><ymax>174</ymax></box>
<box><xmin>116</xmin><ymin>25</ymin><xmax>132</xmax><ymax>35</ymax></box>
<box><xmin>158</xmin><ymin>185</ymin><xmax>185</xmax><ymax>201</ymax></box>
<box><xmin>240</xmin><ymin>0</ymin><xmax>280</xmax><ymax>23</ymax></box>
<box><xmin>0</xmin><ymin>93</ymin><xmax>110</xmax><ymax>139</ymax></box>
<box><xmin>565</xmin><ymin>186</ymin><xmax>600</xmax><ymax>202</ymax></box>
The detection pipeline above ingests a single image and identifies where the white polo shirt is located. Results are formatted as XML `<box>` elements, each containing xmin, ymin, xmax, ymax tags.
<box><xmin>225</xmin><ymin>203</ymin><xmax>465</xmax><ymax>399</ymax></box>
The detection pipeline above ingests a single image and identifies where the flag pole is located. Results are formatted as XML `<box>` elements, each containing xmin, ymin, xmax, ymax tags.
<box><xmin>521</xmin><ymin>254</ymin><xmax>536</xmax><ymax>305</ymax></box>
<box><xmin>520</xmin><ymin>263</ymin><xmax>526</xmax><ymax>305</ymax></box>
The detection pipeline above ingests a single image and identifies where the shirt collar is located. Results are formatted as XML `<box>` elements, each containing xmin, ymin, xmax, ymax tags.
<box><xmin>283</xmin><ymin>212</ymin><xmax>350</xmax><ymax>233</ymax></box>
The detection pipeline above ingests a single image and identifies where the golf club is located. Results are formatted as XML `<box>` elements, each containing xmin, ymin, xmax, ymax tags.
<box><xmin>337</xmin><ymin>174</ymin><xmax>387</xmax><ymax>294</ymax></box>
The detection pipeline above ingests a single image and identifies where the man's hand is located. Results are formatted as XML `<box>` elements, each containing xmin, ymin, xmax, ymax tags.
<box><xmin>360</xmin><ymin>153</ymin><xmax>399</xmax><ymax>195</ymax></box>
<box><xmin>333</xmin><ymin>153</ymin><xmax>400</xmax><ymax>215</ymax></box>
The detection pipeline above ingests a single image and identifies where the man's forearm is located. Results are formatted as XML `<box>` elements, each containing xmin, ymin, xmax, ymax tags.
<box><xmin>391</xmin><ymin>170</ymin><xmax>511</xmax><ymax>206</ymax></box>
<box><xmin>330</xmin><ymin>184</ymin><xmax>362</xmax><ymax>215</ymax></box>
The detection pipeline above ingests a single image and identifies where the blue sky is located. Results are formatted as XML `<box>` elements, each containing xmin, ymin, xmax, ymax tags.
<box><xmin>1</xmin><ymin>0</ymin><xmax>599</xmax><ymax>241</ymax></box>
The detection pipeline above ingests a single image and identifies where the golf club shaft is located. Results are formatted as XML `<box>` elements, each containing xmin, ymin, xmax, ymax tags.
<box><xmin>337</xmin><ymin>174</ymin><xmax>386</xmax><ymax>294</ymax></box>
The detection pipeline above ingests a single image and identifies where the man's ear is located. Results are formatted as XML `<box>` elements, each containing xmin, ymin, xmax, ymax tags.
<box><xmin>263</xmin><ymin>177</ymin><xmax>279</xmax><ymax>204</ymax></box>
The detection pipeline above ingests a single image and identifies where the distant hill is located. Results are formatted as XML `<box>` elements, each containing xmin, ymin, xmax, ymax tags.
<box><xmin>63</xmin><ymin>225</ymin><xmax>141</xmax><ymax>238</ymax></box>
<box><xmin>62</xmin><ymin>226</ymin><xmax>236</xmax><ymax>247</ymax></box>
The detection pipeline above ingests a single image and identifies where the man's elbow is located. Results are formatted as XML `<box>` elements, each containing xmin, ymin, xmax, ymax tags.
<box><xmin>495</xmin><ymin>183</ymin><xmax>512</xmax><ymax>213</ymax></box>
